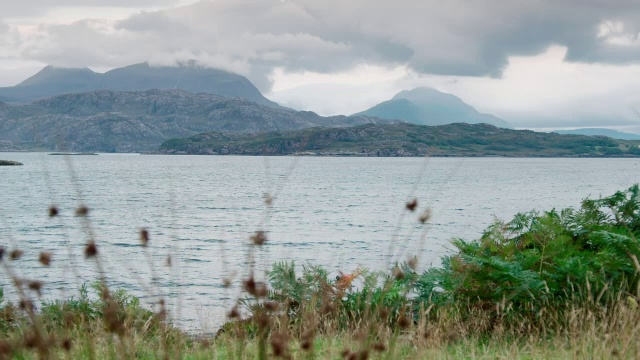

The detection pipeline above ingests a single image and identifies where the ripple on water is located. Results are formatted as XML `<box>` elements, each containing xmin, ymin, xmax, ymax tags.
<box><xmin>1</xmin><ymin>154</ymin><xmax>639</xmax><ymax>331</ymax></box>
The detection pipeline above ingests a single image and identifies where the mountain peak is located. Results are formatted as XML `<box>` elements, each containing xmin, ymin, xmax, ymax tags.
<box><xmin>0</xmin><ymin>61</ymin><xmax>281</xmax><ymax>108</ymax></box>
<box><xmin>17</xmin><ymin>65</ymin><xmax>97</xmax><ymax>88</ymax></box>
<box><xmin>393</xmin><ymin>87</ymin><xmax>446</xmax><ymax>98</ymax></box>
<box><xmin>355</xmin><ymin>87</ymin><xmax>510</xmax><ymax>128</ymax></box>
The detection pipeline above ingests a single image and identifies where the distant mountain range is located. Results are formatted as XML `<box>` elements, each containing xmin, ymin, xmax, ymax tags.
<box><xmin>6</xmin><ymin>61</ymin><xmax>635</xmax><ymax>156</ymax></box>
<box><xmin>554</xmin><ymin>128</ymin><xmax>640</xmax><ymax>140</ymax></box>
<box><xmin>160</xmin><ymin>122</ymin><xmax>640</xmax><ymax>157</ymax></box>
<box><xmin>0</xmin><ymin>62</ymin><xmax>280</xmax><ymax>107</ymax></box>
<box><xmin>354</xmin><ymin>87</ymin><xmax>510</xmax><ymax>128</ymax></box>
<box><xmin>0</xmin><ymin>89</ymin><xmax>395</xmax><ymax>152</ymax></box>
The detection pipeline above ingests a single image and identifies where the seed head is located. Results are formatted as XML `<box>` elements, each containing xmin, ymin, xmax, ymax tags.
<box><xmin>28</xmin><ymin>281</ymin><xmax>43</xmax><ymax>295</ymax></box>
<box><xmin>419</xmin><ymin>208</ymin><xmax>432</xmax><ymax>223</ymax></box>
<box><xmin>373</xmin><ymin>343</ymin><xmax>386</xmax><ymax>352</ymax></box>
<box><xmin>398</xmin><ymin>314</ymin><xmax>410</xmax><ymax>329</ymax></box>
<box><xmin>10</xmin><ymin>249</ymin><xmax>23</xmax><ymax>260</ymax></box>
<box><xmin>23</xmin><ymin>332</ymin><xmax>40</xmax><ymax>349</ymax></box>
<box><xmin>264</xmin><ymin>193</ymin><xmax>273</xmax><ymax>206</ymax></box>
<box><xmin>48</xmin><ymin>206</ymin><xmax>59</xmax><ymax>217</ymax></box>
<box><xmin>407</xmin><ymin>256</ymin><xmax>418</xmax><ymax>270</ymax></box>
<box><xmin>140</xmin><ymin>228</ymin><xmax>150</xmax><ymax>247</ymax></box>
<box><xmin>379</xmin><ymin>307</ymin><xmax>390</xmax><ymax>321</ymax></box>
<box><xmin>301</xmin><ymin>330</ymin><xmax>315</xmax><ymax>351</ymax></box>
<box><xmin>19</xmin><ymin>299</ymin><xmax>34</xmax><ymax>312</ymax></box>
<box><xmin>61</xmin><ymin>338</ymin><xmax>72</xmax><ymax>351</ymax></box>
<box><xmin>39</xmin><ymin>252</ymin><xmax>52</xmax><ymax>266</ymax></box>
<box><xmin>75</xmin><ymin>206</ymin><xmax>89</xmax><ymax>216</ymax></box>
<box><xmin>244</xmin><ymin>277</ymin><xmax>256</xmax><ymax>293</ymax></box>
<box><xmin>104</xmin><ymin>302</ymin><xmax>125</xmax><ymax>335</ymax></box>
<box><xmin>612</xmin><ymin>348</ymin><xmax>620</xmax><ymax>357</ymax></box>
<box><xmin>264</xmin><ymin>301</ymin><xmax>279</xmax><ymax>312</ymax></box>
<box><xmin>301</xmin><ymin>339</ymin><xmax>312</xmax><ymax>350</ymax></box>
<box><xmin>166</xmin><ymin>255</ymin><xmax>172</xmax><ymax>267</ymax></box>
<box><xmin>255</xmin><ymin>312</ymin><xmax>270</xmax><ymax>328</ymax></box>
<box><xmin>84</xmin><ymin>241</ymin><xmax>98</xmax><ymax>258</ymax></box>
<box><xmin>405</xmin><ymin>199</ymin><xmax>418</xmax><ymax>212</ymax></box>
<box><xmin>250</xmin><ymin>231</ymin><xmax>267</xmax><ymax>245</ymax></box>
<box><xmin>227</xmin><ymin>307</ymin><xmax>239</xmax><ymax>319</ymax></box>
<box><xmin>393</xmin><ymin>267</ymin><xmax>405</xmax><ymax>280</ymax></box>
<box><xmin>243</xmin><ymin>277</ymin><xmax>268</xmax><ymax>298</ymax></box>
<box><xmin>270</xmin><ymin>332</ymin><xmax>288</xmax><ymax>357</ymax></box>
<box><xmin>0</xmin><ymin>247</ymin><xmax>4</xmax><ymax>261</ymax></box>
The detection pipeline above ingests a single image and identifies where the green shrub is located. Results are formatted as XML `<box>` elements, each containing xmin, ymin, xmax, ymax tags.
<box><xmin>414</xmin><ymin>185</ymin><xmax>640</xmax><ymax>324</ymax></box>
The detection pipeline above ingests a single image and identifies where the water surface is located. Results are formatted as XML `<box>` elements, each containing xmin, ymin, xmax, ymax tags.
<box><xmin>1</xmin><ymin>153</ymin><xmax>638</xmax><ymax>330</ymax></box>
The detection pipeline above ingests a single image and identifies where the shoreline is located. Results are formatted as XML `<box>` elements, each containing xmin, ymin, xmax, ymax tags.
<box><xmin>3</xmin><ymin>150</ymin><xmax>640</xmax><ymax>159</ymax></box>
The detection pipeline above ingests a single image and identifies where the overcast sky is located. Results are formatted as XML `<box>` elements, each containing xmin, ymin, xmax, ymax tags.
<box><xmin>2</xmin><ymin>0</ymin><xmax>640</xmax><ymax>130</ymax></box>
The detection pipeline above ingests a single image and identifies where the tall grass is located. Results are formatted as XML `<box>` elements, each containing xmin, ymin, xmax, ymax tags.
<box><xmin>2</xmin><ymin>175</ymin><xmax>640</xmax><ymax>358</ymax></box>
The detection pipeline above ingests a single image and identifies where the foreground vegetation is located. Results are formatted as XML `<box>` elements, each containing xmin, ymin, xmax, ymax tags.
<box><xmin>2</xmin><ymin>186</ymin><xmax>640</xmax><ymax>358</ymax></box>
<box><xmin>160</xmin><ymin>122</ymin><xmax>640</xmax><ymax>157</ymax></box>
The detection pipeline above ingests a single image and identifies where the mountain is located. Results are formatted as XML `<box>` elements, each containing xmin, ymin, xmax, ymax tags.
<box><xmin>554</xmin><ymin>128</ymin><xmax>640</xmax><ymax>140</ymax></box>
<box><xmin>354</xmin><ymin>87</ymin><xmax>510</xmax><ymax>128</ymax></box>
<box><xmin>0</xmin><ymin>62</ymin><xmax>280</xmax><ymax>107</ymax></box>
<box><xmin>160</xmin><ymin>122</ymin><xmax>640</xmax><ymax>157</ymax></box>
<box><xmin>0</xmin><ymin>89</ymin><xmax>396</xmax><ymax>152</ymax></box>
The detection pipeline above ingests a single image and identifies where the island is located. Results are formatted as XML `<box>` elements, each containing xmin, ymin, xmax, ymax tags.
<box><xmin>48</xmin><ymin>153</ymin><xmax>99</xmax><ymax>156</ymax></box>
<box><xmin>159</xmin><ymin>122</ymin><xmax>640</xmax><ymax>157</ymax></box>
<box><xmin>0</xmin><ymin>160</ymin><xmax>23</xmax><ymax>166</ymax></box>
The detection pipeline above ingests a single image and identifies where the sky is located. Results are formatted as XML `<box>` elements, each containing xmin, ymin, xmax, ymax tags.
<box><xmin>2</xmin><ymin>0</ymin><xmax>640</xmax><ymax>131</ymax></box>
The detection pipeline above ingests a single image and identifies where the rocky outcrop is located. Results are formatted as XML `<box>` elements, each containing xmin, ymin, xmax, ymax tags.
<box><xmin>0</xmin><ymin>160</ymin><xmax>23</xmax><ymax>166</ymax></box>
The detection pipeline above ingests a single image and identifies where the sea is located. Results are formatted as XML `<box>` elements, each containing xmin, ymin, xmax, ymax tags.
<box><xmin>1</xmin><ymin>153</ymin><xmax>639</xmax><ymax>331</ymax></box>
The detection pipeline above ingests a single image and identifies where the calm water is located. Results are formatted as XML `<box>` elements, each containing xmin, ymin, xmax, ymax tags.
<box><xmin>1</xmin><ymin>153</ymin><xmax>639</xmax><ymax>331</ymax></box>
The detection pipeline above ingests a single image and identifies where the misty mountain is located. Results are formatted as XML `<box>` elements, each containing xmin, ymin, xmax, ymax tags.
<box><xmin>0</xmin><ymin>62</ymin><xmax>280</xmax><ymax>108</ymax></box>
<box><xmin>354</xmin><ymin>87</ymin><xmax>510</xmax><ymax>128</ymax></box>
<box><xmin>0</xmin><ymin>89</ymin><xmax>396</xmax><ymax>152</ymax></box>
<box><xmin>554</xmin><ymin>128</ymin><xmax>640</xmax><ymax>140</ymax></box>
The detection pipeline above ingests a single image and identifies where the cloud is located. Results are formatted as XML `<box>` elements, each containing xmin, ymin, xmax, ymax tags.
<box><xmin>268</xmin><ymin>46</ymin><xmax>640</xmax><ymax>129</ymax></box>
<box><xmin>2</xmin><ymin>1</ymin><xmax>179</xmax><ymax>17</ymax></box>
<box><xmin>5</xmin><ymin>0</ymin><xmax>640</xmax><ymax>94</ymax></box>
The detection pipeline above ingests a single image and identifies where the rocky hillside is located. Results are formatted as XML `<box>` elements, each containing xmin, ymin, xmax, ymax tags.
<box><xmin>159</xmin><ymin>122</ymin><xmax>640</xmax><ymax>157</ymax></box>
<box><xmin>354</xmin><ymin>87</ymin><xmax>510</xmax><ymax>128</ymax></box>
<box><xmin>0</xmin><ymin>89</ymin><xmax>395</xmax><ymax>152</ymax></box>
<box><xmin>0</xmin><ymin>62</ymin><xmax>280</xmax><ymax>107</ymax></box>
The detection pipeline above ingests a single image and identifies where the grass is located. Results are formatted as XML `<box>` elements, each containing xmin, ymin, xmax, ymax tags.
<box><xmin>2</xmin><ymin>182</ymin><xmax>640</xmax><ymax>358</ymax></box>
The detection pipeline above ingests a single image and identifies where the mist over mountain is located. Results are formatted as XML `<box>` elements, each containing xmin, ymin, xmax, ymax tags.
<box><xmin>354</xmin><ymin>87</ymin><xmax>510</xmax><ymax>128</ymax></box>
<box><xmin>554</xmin><ymin>128</ymin><xmax>640</xmax><ymax>140</ymax></box>
<box><xmin>0</xmin><ymin>62</ymin><xmax>280</xmax><ymax>108</ymax></box>
<box><xmin>0</xmin><ymin>89</ymin><xmax>395</xmax><ymax>152</ymax></box>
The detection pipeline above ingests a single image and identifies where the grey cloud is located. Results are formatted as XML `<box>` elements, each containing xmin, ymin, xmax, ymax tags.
<box><xmin>2</xmin><ymin>0</ymin><xmax>179</xmax><ymax>17</ymax></box>
<box><xmin>11</xmin><ymin>0</ymin><xmax>640</xmax><ymax>91</ymax></box>
<box><xmin>0</xmin><ymin>21</ymin><xmax>9</xmax><ymax>34</ymax></box>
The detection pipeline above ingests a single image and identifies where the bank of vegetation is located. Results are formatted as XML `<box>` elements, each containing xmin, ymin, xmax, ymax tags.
<box><xmin>160</xmin><ymin>122</ymin><xmax>640</xmax><ymax>157</ymax></box>
<box><xmin>1</xmin><ymin>186</ymin><xmax>640</xmax><ymax>358</ymax></box>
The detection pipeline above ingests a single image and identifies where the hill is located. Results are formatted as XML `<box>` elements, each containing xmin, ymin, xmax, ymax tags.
<box><xmin>159</xmin><ymin>122</ymin><xmax>640</xmax><ymax>157</ymax></box>
<box><xmin>0</xmin><ymin>62</ymin><xmax>279</xmax><ymax>107</ymax></box>
<box><xmin>554</xmin><ymin>128</ymin><xmax>640</xmax><ymax>140</ymax></box>
<box><xmin>0</xmin><ymin>89</ymin><xmax>395</xmax><ymax>152</ymax></box>
<box><xmin>354</xmin><ymin>87</ymin><xmax>510</xmax><ymax>128</ymax></box>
